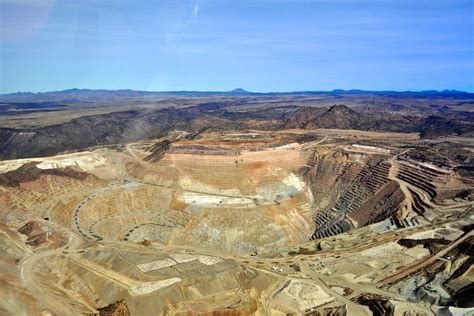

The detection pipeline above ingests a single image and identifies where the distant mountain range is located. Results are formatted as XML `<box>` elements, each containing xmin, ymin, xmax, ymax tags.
<box><xmin>0</xmin><ymin>88</ymin><xmax>472</xmax><ymax>101</ymax></box>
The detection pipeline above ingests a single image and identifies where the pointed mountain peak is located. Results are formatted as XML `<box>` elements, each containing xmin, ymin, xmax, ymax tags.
<box><xmin>327</xmin><ymin>104</ymin><xmax>353</xmax><ymax>112</ymax></box>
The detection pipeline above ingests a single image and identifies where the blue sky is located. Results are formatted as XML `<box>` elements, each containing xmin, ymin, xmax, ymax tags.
<box><xmin>0</xmin><ymin>0</ymin><xmax>473</xmax><ymax>93</ymax></box>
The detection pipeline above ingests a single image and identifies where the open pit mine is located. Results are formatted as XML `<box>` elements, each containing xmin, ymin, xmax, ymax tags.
<box><xmin>0</xmin><ymin>127</ymin><xmax>472</xmax><ymax>315</ymax></box>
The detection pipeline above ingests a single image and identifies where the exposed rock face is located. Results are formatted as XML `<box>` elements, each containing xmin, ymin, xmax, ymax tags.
<box><xmin>304</xmin><ymin>149</ymin><xmax>404</xmax><ymax>239</ymax></box>
<box><xmin>346</xmin><ymin>180</ymin><xmax>405</xmax><ymax>227</ymax></box>
<box><xmin>354</xmin><ymin>293</ymin><xmax>395</xmax><ymax>315</ymax></box>
<box><xmin>95</xmin><ymin>300</ymin><xmax>131</xmax><ymax>316</ymax></box>
<box><xmin>143</xmin><ymin>139</ymin><xmax>172</xmax><ymax>162</ymax></box>
<box><xmin>447</xmin><ymin>284</ymin><xmax>474</xmax><ymax>308</ymax></box>
<box><xmin>18</xmin><ymin>221</ymin><xmax>44</xmax><ymax>236</ymax></box>
<box><xmin>0</xmin><ymin>162</ymin><xmax>89</xmax><ymax>187</ymax></box>
<box><xmin>398</xmin><ymin>238</ymin><xmax>451</xmax><ymax>254</ymax></box>
<box><xmin>18</xmin><ymin>221</ymin><xmax>49</xmax><ymax>247</ymax></box>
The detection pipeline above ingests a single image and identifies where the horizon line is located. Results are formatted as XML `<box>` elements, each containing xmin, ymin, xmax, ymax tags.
<box><xmin>1</xmin><ymin>87</ymin><xmax>473</xmax><ymax>96</ymax></box>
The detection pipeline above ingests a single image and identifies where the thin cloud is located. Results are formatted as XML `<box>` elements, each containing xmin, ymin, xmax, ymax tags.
<box><xmin>193</xmin><ymin>3</ymin><xmax>199</xmax><ymax>17</ymax></box>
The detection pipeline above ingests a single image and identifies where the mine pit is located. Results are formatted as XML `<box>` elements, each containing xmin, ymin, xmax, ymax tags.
<box><xmin>1</xmin><ymin>130</ymin><xmax>472</xmax><ymax>315</ymax></box>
